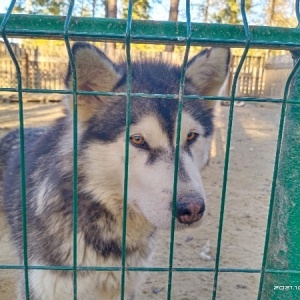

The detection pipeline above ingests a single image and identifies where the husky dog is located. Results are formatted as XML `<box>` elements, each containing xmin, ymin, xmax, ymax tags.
<box><xmin>1</xmin><ymin>42</ymin><xmax>230</xmax><ymax>299</ymax></box>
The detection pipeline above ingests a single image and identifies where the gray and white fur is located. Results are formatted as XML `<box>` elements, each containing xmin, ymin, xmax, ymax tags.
<box><xmin>1</xmin><ymin>42</ymin><xmax>230</xmax><ymax>299</ymax></box>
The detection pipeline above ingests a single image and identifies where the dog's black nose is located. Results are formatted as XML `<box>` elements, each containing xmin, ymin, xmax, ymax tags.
<box><xmin>176</xmin><ymin>196</ymin><xmax>205</xmax><ymax>224</ymax></box>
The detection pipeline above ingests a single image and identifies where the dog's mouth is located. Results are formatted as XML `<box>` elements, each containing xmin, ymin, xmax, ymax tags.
<box><xmin>176</xmin><ymin>210</ymin><xmax>205</xmax><ymax>225</ymax></box>
<box><xmin>174</xmin><ymin>217</ymin><xmax>204</xmax><ymax>230</ymax></box>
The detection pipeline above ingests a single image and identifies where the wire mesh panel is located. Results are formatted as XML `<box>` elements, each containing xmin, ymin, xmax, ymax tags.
<box><xmin>0</xmin><ymin>0</ymin><xmax>300</xmax><ymax>299</ymax></box>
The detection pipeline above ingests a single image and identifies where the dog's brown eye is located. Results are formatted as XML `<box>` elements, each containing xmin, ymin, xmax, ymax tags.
<box><xmin>130</xmin><ymin>134</ymin><xmax>145</xmax><ymax>146</ymax></box>
<box><xmin>187</xmin><ymin>132</ymin><xmax>198</xmax><ymax>143</ymax></box>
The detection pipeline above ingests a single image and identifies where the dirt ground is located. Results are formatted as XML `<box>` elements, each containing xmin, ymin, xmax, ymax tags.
<box><xmin>0</xmin><ymin>101</ymin><xmax>281</xmax><ymax>299</ymax></box>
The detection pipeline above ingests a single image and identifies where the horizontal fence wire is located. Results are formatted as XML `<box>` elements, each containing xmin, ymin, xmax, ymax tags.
<box><xmin>1</xmin><ymin>263</ymin><xmax>300</xmax><ymax>275</ymax></box>
<box><xmin>1</xmin><ymin>14</ymin><xmax>300</xmax><ymax>50</ymax></box>
<box><xmin>1</xmin><ymin>87</ymin><xmax>300</xmax><ymax>104</ymax></box>
<box><xmin>1</xmin><ymin>0</ymin><xmax>300</xmax><ymax>300</ymax></box>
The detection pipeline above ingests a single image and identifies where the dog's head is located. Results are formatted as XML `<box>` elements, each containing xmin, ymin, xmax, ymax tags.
<box><xmin>65</xmin><ymin>43</ymin><xmax>230</xmax><ymax>230</ymax></box>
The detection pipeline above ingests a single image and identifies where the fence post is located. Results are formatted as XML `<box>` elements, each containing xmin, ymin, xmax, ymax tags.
<box><xmin>19</xmin><ymin>46</ymin><xmax>29</xmax><ymax>88</ymax></box>
<box><xmin>260</xmin><ymin>50</ymin><xmax>300</xmax><ymax>299</ymax></box>
<box><xmin>20</xmin><ymin>51</ymin><xmax>29</xmax><ymax>88</ymax></box>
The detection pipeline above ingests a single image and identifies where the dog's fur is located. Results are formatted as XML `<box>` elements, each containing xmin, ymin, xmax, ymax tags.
<box><xmin>1</xmin><ymin>43</ymin><xmax>230</xmax><ymax>299</ymax></box>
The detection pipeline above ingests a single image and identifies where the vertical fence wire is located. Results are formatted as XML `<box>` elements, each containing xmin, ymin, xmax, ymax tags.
<box><xmin>0</xmin><ymin>1</ymin><xmax>30</xmax><ymax>299</ymax></box>
<box><xmin>212</xmin><ymin>0</ymin><xmax>251</xmax><ymax>299</ymax></box>
<box><xmin>63</xmin><ymin>2</ymin><xmax>78</xmax><ymax>299</ymax></box>
<box><xmin>1</xmin><ymin>1</ymin><xmax>300</xmax><ymax>299</ymax></box>
<box><xmin>167</xmin><ymin>1</ymin><xmax>192</xmax><ymax>299</ymax></box>
<box><xmin>257</xmin><ymin>1</ymin><xmax>300</xmax><ymax>297</ymax></box>
<box><xmin>120</xmin><ymin>0</ymin><xmax>133</xmax><ymax>299</ymax></box>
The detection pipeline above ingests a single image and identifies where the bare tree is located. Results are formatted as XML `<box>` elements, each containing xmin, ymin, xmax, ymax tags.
<box><xmin>267</xmin><ymin>0</ymin><xmax>276</xmax><ymax>25</ymax></box>
<box><xmin>105</xmin><ymin>0</ymin><xmax>117</xmax><ymax>18</ymax></box>
<box><xmin>203</xmin><ymin>0</ymin><xmax>211</xmax><ymax>22</ymax></box>
<box><xmin>91</xmin><ymin>0</ymin><xmax>97</xmax><ymax>17</ymax></box>
<box><xmin>104</xmin><ymin>0</ymin><xmax>117</xmax><ymax>56</ymax></box>
<box><xmin>165</xmin><ymin>0</ymin><xmax>180</xmax><ymax>52</ymax></box>
<box><xmin>26</xmin><ymin>0</ymin><xmax>32</xmax><ymax>13</ymax></box>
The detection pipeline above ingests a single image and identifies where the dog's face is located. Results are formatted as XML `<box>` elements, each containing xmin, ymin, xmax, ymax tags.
<box><xmin>65</xmin><ymin>43</ymin><xmax>230</xmax><ymax>230</ymax></box>
<box><xmin>126</xmin><ymin>109</ymin><xmax>211</xmax><ymax>230</ymax></box>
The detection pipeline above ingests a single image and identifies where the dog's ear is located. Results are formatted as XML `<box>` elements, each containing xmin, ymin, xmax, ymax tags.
<box><xmin>64</xmin><ymin>42</ymin><xmax>121</xmax><ymax>121</ymax></box>
<box><xmin>186</xmin><ymin>48</ymin><xmax>230</xmax><ymax>109</ymax></box>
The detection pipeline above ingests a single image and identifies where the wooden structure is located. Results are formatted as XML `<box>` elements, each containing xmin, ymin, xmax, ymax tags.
<box><xmin>0</xmin><ymin>42</ymin><xmax>292</xmax><ymax>102</ymax></box>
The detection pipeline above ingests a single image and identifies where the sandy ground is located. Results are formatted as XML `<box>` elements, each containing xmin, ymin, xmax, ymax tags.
<box><xmin>0</xmin><ymin>101</ymin><xmax>280</xmax><ymax>299</ymax></box>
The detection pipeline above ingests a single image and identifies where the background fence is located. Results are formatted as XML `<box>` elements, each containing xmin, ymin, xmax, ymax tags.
<box><xmin>0</xmin><ymin>42</ymin><xmax>293</xmax><ymax>102</ymax></box>
<box><xmin>264</xmin><ymin>55</ymin><xmax>294</xmax><ymax>98</ymax></box>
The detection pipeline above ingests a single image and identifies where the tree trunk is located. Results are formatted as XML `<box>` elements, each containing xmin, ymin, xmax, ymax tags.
<box><xmin>105</xmin><ymin>0</ymin><xmax>117</xmax><ymax>56</ymax></box>
<box><xmin>204</xmin><ymin>0</ymin><xmax>211</xmax><ymax>23</ymax></box>
<box><xmin>105</xmin><ymin>0</ymin><xmax>117</xmax><ymax>18</ymax></box>
<box><xmin>26</xmin><ymin>0</ymin><xmax>32</xmax><ymax>13</ymax></box>
<box><xmin>165</xmin><ymin>0</ymin><xmax>180</xmax><ymax>52</ymax></box>
<box><xmin>91</xmin><ymin>0</ymin><xmax>96</xmax><ymax>17</ymax></box>
<box><xmin>268</xmin><ymin>0</ymin><xmax>276</xmax><ymax>26</ymax></box>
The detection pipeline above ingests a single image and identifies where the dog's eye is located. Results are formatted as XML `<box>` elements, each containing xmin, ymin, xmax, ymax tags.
<box><xmin>130</xmin><ymin>134</ymin><xmax>146</xmax><ymax>146</ymax></box>
<box><xmin>186</xmin><ymin>132</ymin><xmax>199</xmax><ymax>143</ymax></box>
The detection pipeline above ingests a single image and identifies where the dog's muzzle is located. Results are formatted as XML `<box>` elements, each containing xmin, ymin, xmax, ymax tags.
<box><xmin>176</xmin><ymin>194</ymin><xmax>205</xmax><ymax>225</ymax></box>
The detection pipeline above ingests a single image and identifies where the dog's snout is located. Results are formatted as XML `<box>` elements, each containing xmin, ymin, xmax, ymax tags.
<box><xmin>176</xmin><ymin>196</ymin><xmax>205</xmax><ymax>225</ymax></box>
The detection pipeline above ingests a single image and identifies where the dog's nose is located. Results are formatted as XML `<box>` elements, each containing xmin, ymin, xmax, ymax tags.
<box><xmin>176</xmin><ymin>196</ymin><xmax>205</xmax><ymax>224</ymax></box>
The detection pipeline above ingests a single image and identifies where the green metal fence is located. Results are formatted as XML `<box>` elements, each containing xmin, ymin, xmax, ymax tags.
<box><xmin>0</xmin><ymin>0</ymin><xmax>300</xmax><ymax>299</ymax></box>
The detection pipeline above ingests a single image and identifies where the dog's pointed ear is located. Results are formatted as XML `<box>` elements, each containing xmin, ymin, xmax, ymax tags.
<box><xmin>65</xmin><ymin>42</ymin><xmax>120</xmax><ymax>92</ymax></box>
<box><xmin>186</xmin><ymin>48</ymin><xmax>230</xmax><ymax>109</ymax></box>
<box><xmin>64</xmin><ymin>42</ymin><xmax>121</xmax><ymax>121</ymax></box>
